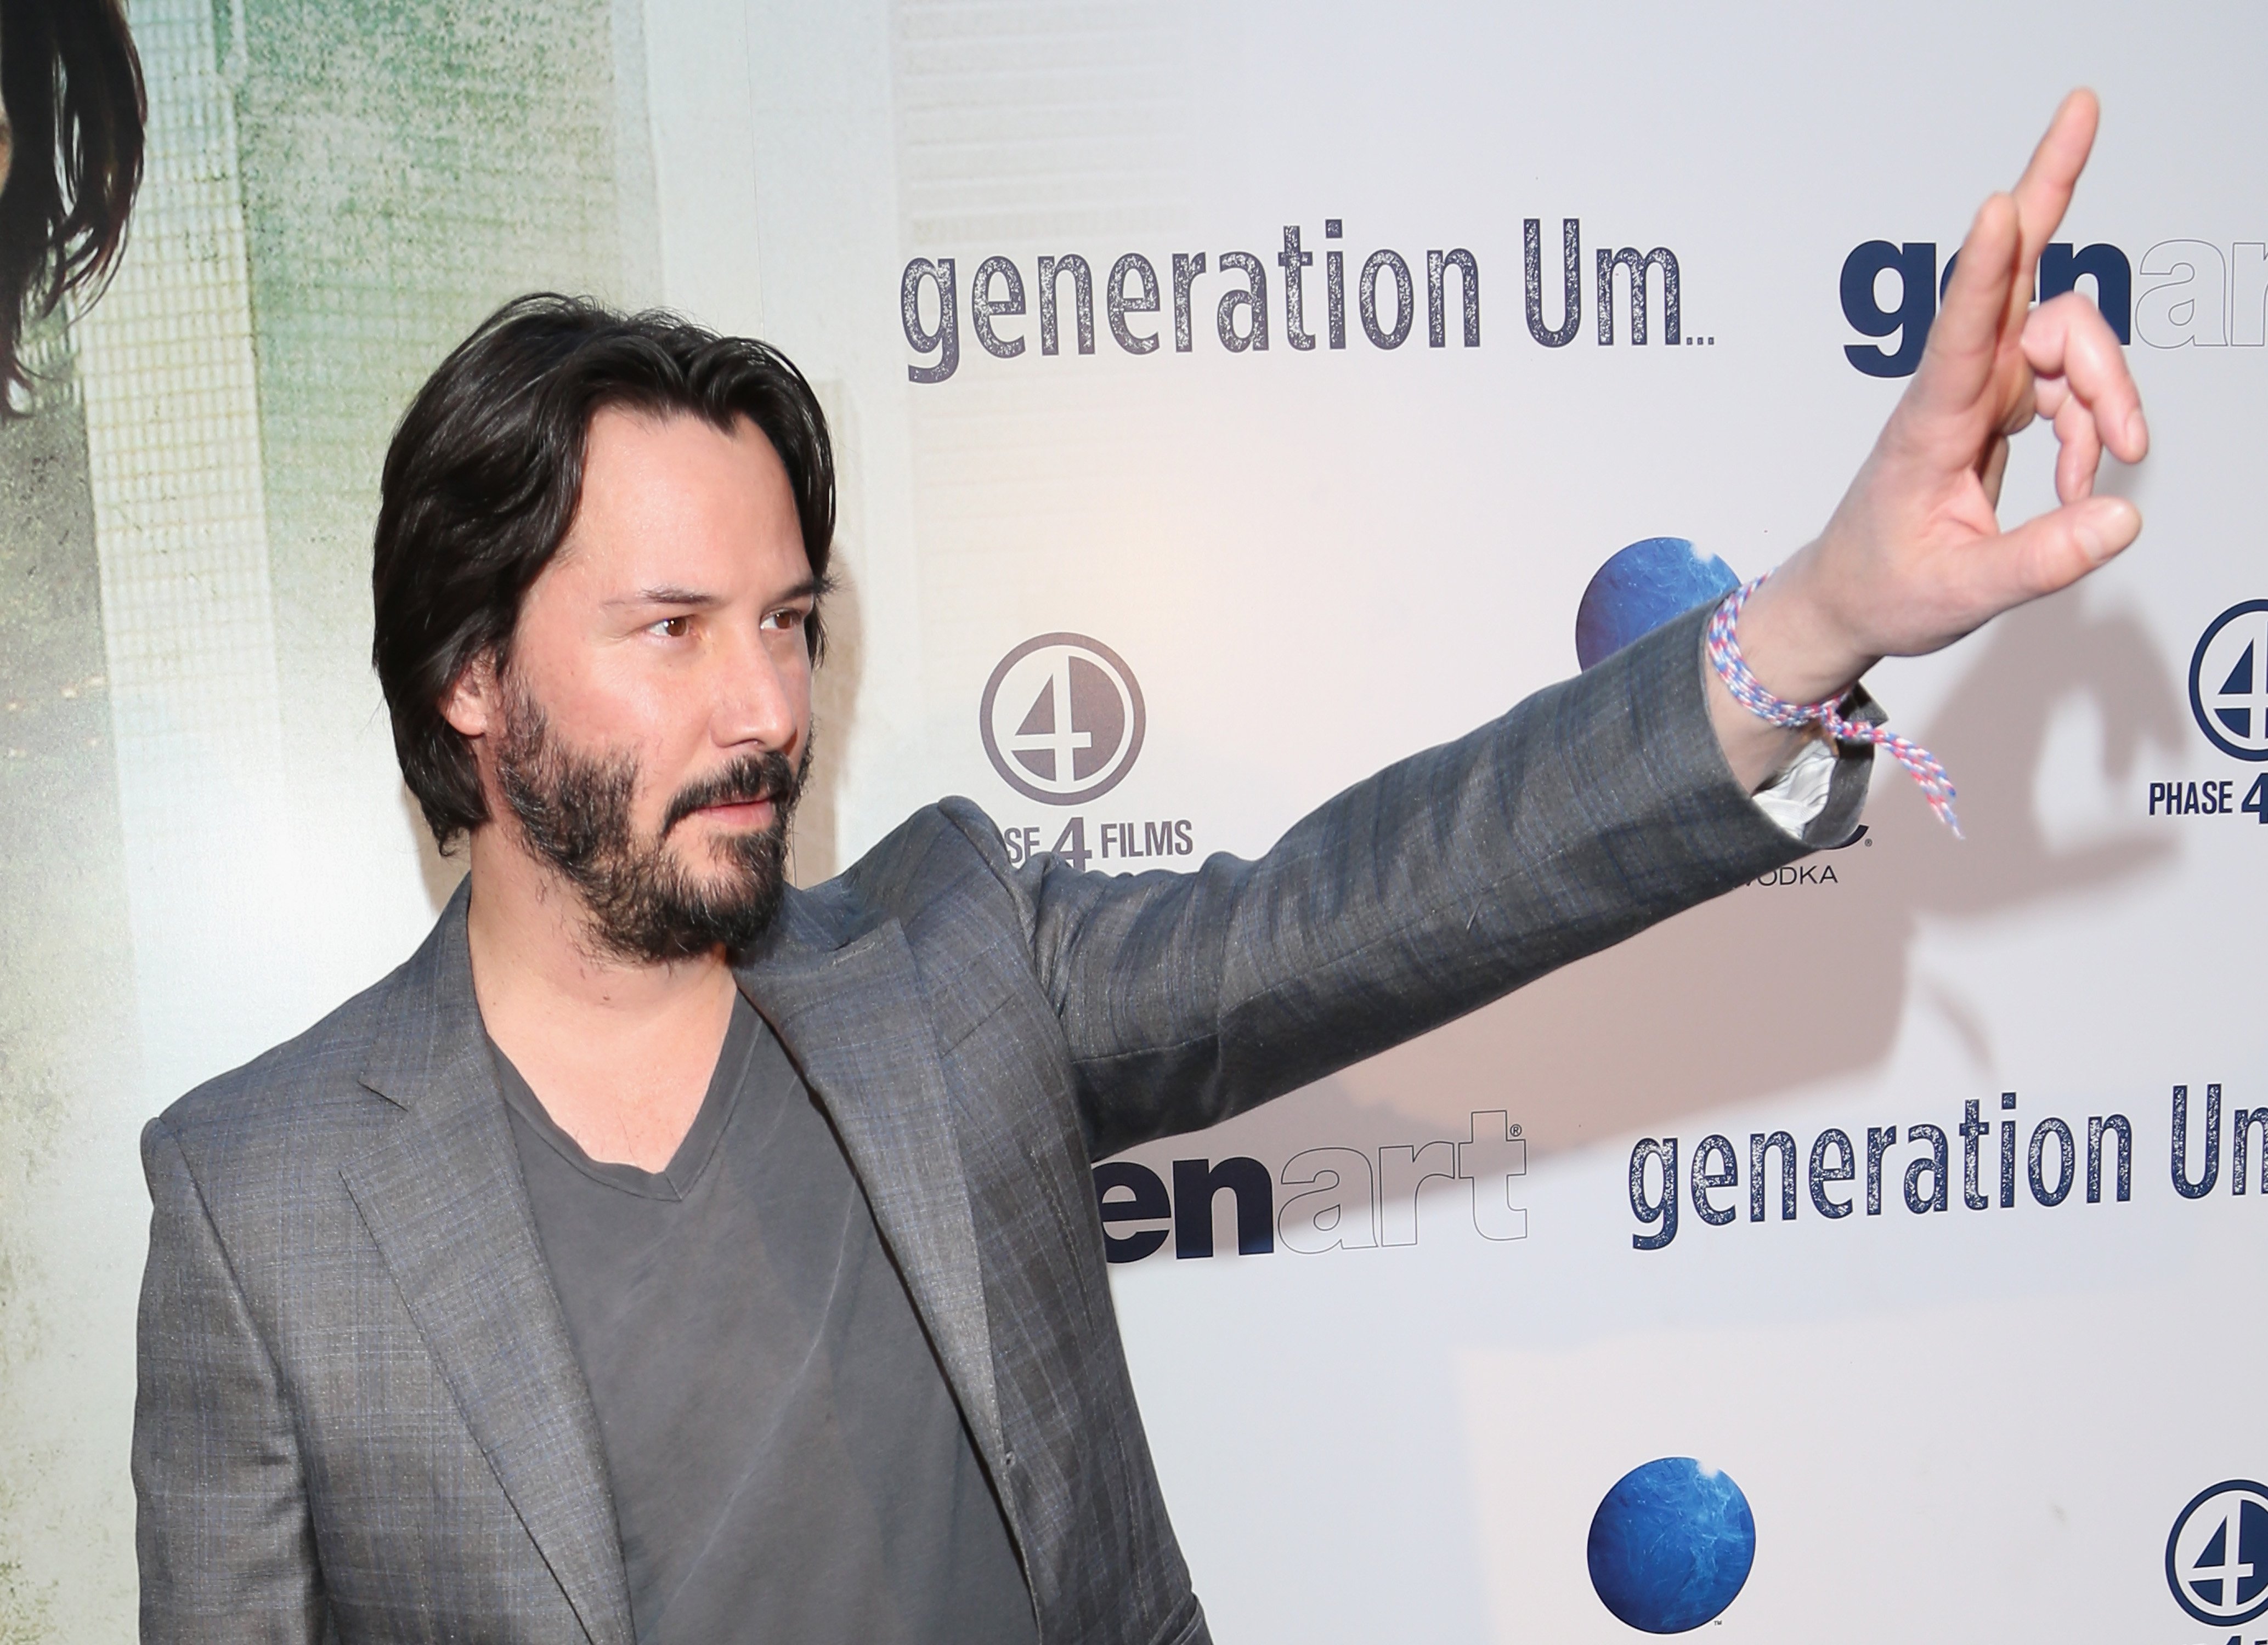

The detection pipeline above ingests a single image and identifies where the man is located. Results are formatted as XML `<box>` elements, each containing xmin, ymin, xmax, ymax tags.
<box><xmin>133</xmin><ymin>95</ymin><xmax>2145</xmax><ymax>1643</ymax></box>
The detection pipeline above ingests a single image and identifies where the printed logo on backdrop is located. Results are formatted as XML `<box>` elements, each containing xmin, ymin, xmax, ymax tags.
<box><xmin>980</xmin><ymin>633</ymin><xmax>1147</xmax><ymax>804</ymax></box>
<box><xmin>1839</xmin><ymin>236</ymin><xmax>2268</xmax><ymax>376</ymax></box>
<box><xmin>2190</xmin><ymin>602</ymin><xmax>2268</xmax><ymax>761</ymax></box>
<box><xmin>1588</xmin><ymin>1459</ymin><xmax>1755</xmax><ymax>1634</ymax></box>
<box><xmin>1626</xmin><ymin>1082</ymin><xmax>2268</xmax><ymax>1252</ymax></box>
<box><xmin>979</xmin><ymin>632</ymin><xmax>1184</xmax><ymax>875</ymax></box>
<box><xmin>2167</xmin><ymin>1480</ymin><xmax>2268</xmax><ymax>1628</ymax></box>
<box><xmin>902</xmin><ymin>217</ymin><xmax>1716</xmax><ymax>382</ymax></box>
<box><xmin>1093</xmin><ymin>1113</ymin><xmax>1530</xmax><ymax>1266</ymax></box>
<box><xmin>2149</xmin><ymin>600</ymin><xmax>2268</xmax><ymax>826</ymax></box>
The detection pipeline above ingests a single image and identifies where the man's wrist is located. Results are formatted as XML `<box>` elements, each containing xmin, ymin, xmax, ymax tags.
<box><xmin>1734</xmin><ymin>551</ymin><xmax>1877</xmax><ymax>707</ymax></box>
<box><xmin>1709</xmin><ymin>570</ymin><xmax>1962</xmax><ymax>832</ymax></box>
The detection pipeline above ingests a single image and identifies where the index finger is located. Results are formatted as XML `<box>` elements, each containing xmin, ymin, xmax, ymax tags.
<box><xmin>2006</xmin><ymin>90</ymin><xmax>2100</xmax><ymax>322</ymax></box>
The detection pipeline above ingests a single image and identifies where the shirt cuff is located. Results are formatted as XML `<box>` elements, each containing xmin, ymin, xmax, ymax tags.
<box><xmin>1749</xmin><ymin>735</ymin><xmax>1838</xmax><ymax>839</ymax></box>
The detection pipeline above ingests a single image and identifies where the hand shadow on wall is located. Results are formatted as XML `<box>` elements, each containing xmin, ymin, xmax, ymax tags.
<box><xmin>1319</xmin><ymin>587</ymin><xmax>2186</xmax><ymax>1156</ymax></box>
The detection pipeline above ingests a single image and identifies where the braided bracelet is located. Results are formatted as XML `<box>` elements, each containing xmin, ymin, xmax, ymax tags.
<box><xmin>1705</xmin><ymin>572</ymin><xmax>1961</xmax><ymax>836</ymax></box>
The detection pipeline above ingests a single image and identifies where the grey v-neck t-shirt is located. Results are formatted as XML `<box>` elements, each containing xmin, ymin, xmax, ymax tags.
<box><xmin>492</xmin><ymin>994</ymin><xmax>1037</xmax><ymax>1645</ymax></box>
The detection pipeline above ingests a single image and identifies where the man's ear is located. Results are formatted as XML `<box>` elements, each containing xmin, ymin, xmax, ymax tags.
<box><xmin>439</xmin><ymin>652</ymin><xmax>500</xmax><ymax>740</ymax></box>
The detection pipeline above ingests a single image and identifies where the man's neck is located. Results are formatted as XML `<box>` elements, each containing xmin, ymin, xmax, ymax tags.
<box><xmin>461</xmin><ymin>828</ymin><xmax>738</xmax><ymax>1171</ymax></box>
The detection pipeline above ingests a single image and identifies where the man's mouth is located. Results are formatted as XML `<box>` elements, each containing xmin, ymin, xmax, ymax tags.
<box><xmin>660</xmin><ymin>751</ymin><xmax>804</xmax><ymax>837</ymax></box>
<box><xmin>692</xmin><ymin>795</ymin><xmax>774</xmax><ymax>824</ymax></box>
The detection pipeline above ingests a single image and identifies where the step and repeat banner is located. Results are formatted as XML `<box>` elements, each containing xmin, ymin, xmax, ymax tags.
<box><xmin>1</xmin><ymin>1</ymin><xmax>2260</xmax><ymax>1639</ymax></box>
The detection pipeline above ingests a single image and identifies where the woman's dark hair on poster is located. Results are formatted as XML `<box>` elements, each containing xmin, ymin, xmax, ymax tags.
<box><xmin>0</xmin><ymin>0</ymin><xmax>144</xmax><ymax>407</ymax></box>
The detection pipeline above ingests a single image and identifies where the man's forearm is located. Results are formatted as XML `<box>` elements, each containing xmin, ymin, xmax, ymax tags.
<box><xmin>1023</xmin><ymin>603</ymin><xmax>1870</xmax><ymax>1159</ymax></box>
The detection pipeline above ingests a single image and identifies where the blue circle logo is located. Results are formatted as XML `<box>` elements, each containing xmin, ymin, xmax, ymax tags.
<box><xmin>2167</xmin><ymin>1479</ymin><xmax>2268</xmax><ymax>1626</ymax></box>
<box><xmin>2188</xmin><ymin>601</ymin><xmax>2268</xmax><ymax>761</ymax></box>
<box><xmin>1586</xmin><ymin>1457</ymin><xmax>1756</xmax><ymax>1633</ymax></box>
<box><xmin>1575</xmin><ymin>538</ymin><xmax>1741</xmax><ymax>672</ymax></box>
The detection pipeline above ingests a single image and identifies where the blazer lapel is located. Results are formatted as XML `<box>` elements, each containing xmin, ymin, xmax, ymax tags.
<box><xmin>343</xmin><ymin>890</ymin><xmax>632</xmax><ymax>1645</ymax></box>
<box><xmin>737</xmin><ymin>918</ymin><xmax>1009</xmax><ymax>1480</ymax></box>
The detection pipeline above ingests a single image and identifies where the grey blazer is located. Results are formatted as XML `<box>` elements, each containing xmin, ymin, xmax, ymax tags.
<box><xmin>133</xmin><ymin>608</ymin><xmax>1868</xmax><ymax>1644</ymax></box>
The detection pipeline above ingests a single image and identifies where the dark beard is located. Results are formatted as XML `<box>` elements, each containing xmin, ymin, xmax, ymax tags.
<box><xmin>493</xmin><ymin>677</ymin><xmax>807</xmax><ymax>962</ymax></box>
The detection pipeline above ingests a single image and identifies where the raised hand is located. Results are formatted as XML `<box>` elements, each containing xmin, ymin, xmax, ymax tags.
<box><xmin>1713</xmin><ymin>90</ymin><xmax>2149</xmax><ymax>791</ymax></box>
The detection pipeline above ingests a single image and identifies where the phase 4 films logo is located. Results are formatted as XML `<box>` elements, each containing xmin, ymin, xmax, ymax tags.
<box><xmin>978</xmin><ymin>632</ymin><xmax>1186</xmax><ymax>872</ymax></box>
<box><xmin>1839</xmin><ymin>234</ymin><xmax>2268</xmax><ymax>376</ymax></box>
<box><xmin>981</xmin><ymin>633</ymin><xmax>1147</xmax><ymax>807</ymax></box>
<box><xmin>2149</xmin><ymin>601</ymin><xmax>2268</xmax><ymax>827</ymax></box>
<box><xmin>2168</xmin><ymin>1480</ymin><xmax>2268</xmax><ymax>1635</ymax></box>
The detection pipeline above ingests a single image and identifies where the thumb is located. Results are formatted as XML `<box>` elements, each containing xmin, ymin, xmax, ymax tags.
<box><xmin>1965</xmin><ymin>495</ymin><xmax>2142</xmax><ymax>616</ymax></box>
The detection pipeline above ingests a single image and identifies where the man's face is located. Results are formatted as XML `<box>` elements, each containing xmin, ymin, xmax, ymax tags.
<box><xmin>466</xmin><ymin>407</ymin><xmax>820</xmax><ymax>960</ymax></box>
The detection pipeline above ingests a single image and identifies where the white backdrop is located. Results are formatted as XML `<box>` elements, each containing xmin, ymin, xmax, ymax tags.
<box><xmin>704</xmin><ymin>6</ymin><xmax>2261</xmax><ymax>1640</ymax></box>
<box><xmin>9</xmin><ymin>2</ymin><xmax>2264</xmax><ymax>1639</ymax></box>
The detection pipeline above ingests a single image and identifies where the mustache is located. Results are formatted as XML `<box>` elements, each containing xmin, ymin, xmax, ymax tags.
<box><xmin>661</xmin><ymin>749</ymin><xmax>804</xmax><ymax>836</ymax></box>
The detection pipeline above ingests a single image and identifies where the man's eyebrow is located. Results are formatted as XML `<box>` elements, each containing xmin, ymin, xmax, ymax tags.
<box><xmin>606</xmin><ymin>575</ymin><xmax>832</xmax><ymax>609</ymax></box>
<box><xmin>608</xmin><ymin>585</ymin><xmax>719</xmax><ymax>609</ymax></box>
<box><xmin>773</xmin><ymin>575</ymin><xmax>831</xmax><ymax>605</ymax></box>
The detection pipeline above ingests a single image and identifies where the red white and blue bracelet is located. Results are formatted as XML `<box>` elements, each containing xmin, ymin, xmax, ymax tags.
<box><xmin>1705</xmin><ymin>572</ymin><xmax>1961</xmax><ymax>836</ymax></box>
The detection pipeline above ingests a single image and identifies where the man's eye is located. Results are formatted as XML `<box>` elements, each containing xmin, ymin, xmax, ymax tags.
<box><xmin>762</xmin><ymin>607</ymin><xmax>807</xmax><ymax>633</ymax></box>
<box><xmin>652</xmin><ymin>615</ymin><xmax>693</xmax><ymax>639</ymax></box>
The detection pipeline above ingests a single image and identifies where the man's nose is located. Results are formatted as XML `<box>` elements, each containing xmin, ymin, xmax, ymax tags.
<box><xmin>712</xmin><ymin>625</ymin><xmax>804</xmax><ymax>752</ymax></box>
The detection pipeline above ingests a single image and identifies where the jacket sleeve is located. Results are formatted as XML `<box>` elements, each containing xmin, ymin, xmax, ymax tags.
<box><xmin>134</xmin><ymin>1118</ymin><xmax>327</xmax><ymax>1643</ymax></box>
<box><xmin>955</xmin><ymin>603</ymin><xmax>1873</xmax><ymax>1161</ymax></box>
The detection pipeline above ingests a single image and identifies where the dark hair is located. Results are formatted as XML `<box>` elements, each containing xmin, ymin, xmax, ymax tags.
<box><xmin>372</xmin><ymin>293</ymin><xmax>836</xmax><ymax>848</ymax></box>
<box><xmin>0</xmin><ymin>0</ymin><xmax>144</xmax><ymax>409</ymax></box>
